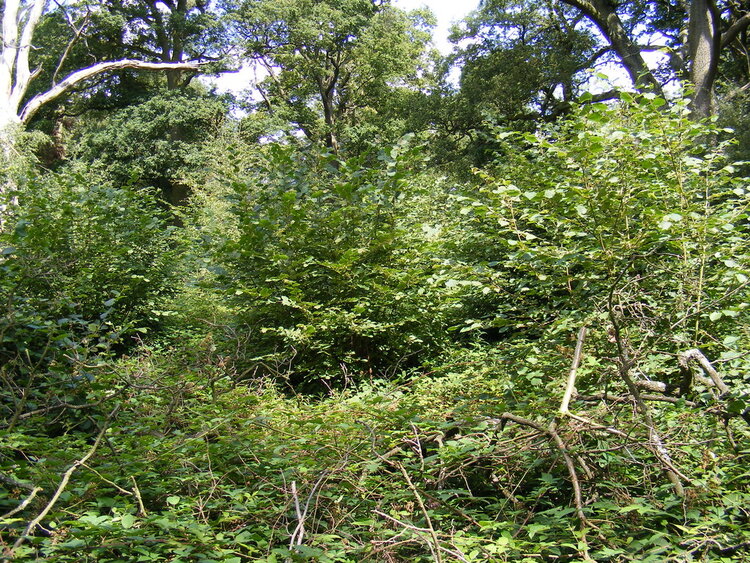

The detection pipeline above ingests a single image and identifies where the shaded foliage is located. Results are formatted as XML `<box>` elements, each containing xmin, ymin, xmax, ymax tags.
<box><xmin>211</xmin><ymin>138</ymin><xmax>450</xmax><ymax>388</ymax></box>
<box><xmin>73</xmin><ymin>91</ymin><xmax>227</xmax><ymax>202</ymax></box>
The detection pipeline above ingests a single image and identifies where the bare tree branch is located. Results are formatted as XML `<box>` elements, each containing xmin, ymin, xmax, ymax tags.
<box><xmin>19</xmin><ymin>59</ymin><xmax>202</xmax><ymax>124</ymax></box>
<box><xmin>721</xmin><ymin>13</ymin><xmax>750</xmax><ymax>49</ymax></box>
<box><xmin>9</xmin><ymin>406</ymin><xmax>119</xmax><ymax>555</ymax></box>
<box><xmin>560</xmin><ymin>326</ymin><xmax>587</xmax><ymax>414</ymax></box>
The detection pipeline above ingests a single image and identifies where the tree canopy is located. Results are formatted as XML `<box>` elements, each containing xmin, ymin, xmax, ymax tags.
<box><xmin>455</xmin><ymin>0</ymin><xmax>750</xmax><ymax>119</ymax></box>
<box><xmin>232</xmin><ymin>0</ymin><xmax>434</xmax><ymax>152</ymax></box>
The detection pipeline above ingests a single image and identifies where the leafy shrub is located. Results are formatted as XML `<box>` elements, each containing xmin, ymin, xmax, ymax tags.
<box><xmin>0</xmin><ymin>168</ymin><xmax>181</xmax><ymax>367</ymax></box>
<box><xmin>73</xmin><ymin>90</ymin><xmax>227</xmax><ymax>203</ymax></box>
<box><xmin>215</xmin><ymin>138</ymin><xmax>450</xmax><ymax>388</ymax></box>
<box><xmin>444</xmin><ymin>94</ymin><xmax>750</xmax><ymax>376</ymax></box>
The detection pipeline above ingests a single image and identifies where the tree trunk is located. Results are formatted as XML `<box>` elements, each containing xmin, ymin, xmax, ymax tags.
<box><xmin>0</xmin><ymin>120</ymin><xmax>22</xmax><ymax>232</ymax></box>
<box><xmin>688</xmin><ymin>0</ymin><xmax>721</xmax><ymax>118</ymax></box>
<box><xmin>319</xmin><ymin>82</ymin><xmax>340</xmax><ymax>154</ymax></box>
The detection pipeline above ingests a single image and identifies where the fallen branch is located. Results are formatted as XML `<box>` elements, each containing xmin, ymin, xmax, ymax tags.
<box><xmin>680</xmin><ymin>349</ymin><xmax>729</xmax><ymax>395</ymax></box>
<box><xmin>560</xmin><ymin>326</ymin><xmax>587</xmax><ymax>415</ymax></box>
<box><xmin>0</xmin><ymin>471</ymin><xmax>36</xmax><ymax>491</ymax></box>
<box><xmin>372</xmin><ymin>510</ymin><xmax>470</xmax><ymax>563</ymax></box>
<box><xmin>0</xmin><ymin>395</ymin><xmax>115</xmax><ymax>429</ymax></box>
<box><xmin>608</xmin><ymin>278</ymin><xmax>686</xmax><ymax>497</ymax></box>
<box><xmin>499</xmin><ymin>412</ymin><xmax>591</xmax><ymax>560</ymax></box>
<box><xmin>577</xmin><ymin>393</ymin><xmax>697</xmax><ymax>407</ymax></box>
<box><xmin>8</xmin><ymin>406</ymin><xmax>119</xmax><ymax>556</ymax></box>
<box><xmin>0</xmin><ymin>487</ymin><xmax>42</xmax><ymax>521</ymax></box>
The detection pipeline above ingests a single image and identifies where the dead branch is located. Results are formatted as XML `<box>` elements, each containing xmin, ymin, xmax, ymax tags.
<box><xmin>393</xmin><ymin>461</ymin><xmax>443</xmax><ymax>563</ymax></box>
<box><xmin>679</xmin><ymin>349</ymin><xmax>729</xmax><ymax>395</ymax></box>
<box><xmin>8</xmin><ymin>406</ymin><xmax>119</xmax><ymax>556</ymax></box>
<box><xmin>19</xmin><ymin>60</ymin><xmax>203</xmax><ymax>124</ymax></box>
<box><xmin>608</xmin><ymin>272</ymin><xmax>686</xmax><ymax>496</ymax></box>
<box><xmin>634</xmin><ymin>380</ymin><xmax>668</xmax><ymax>393</ymax></box>
<box><xmin>499</xmin><ymin>415</ymin><xmax>588</xmax><ymax>524</ymax></box>
<box><xmin>0</xmin><ymin>471</ymin><xmax>36</xmax><ymax>491</ymax></box>
<box><xmin>560</xmin><ymin>326</ymin><xmax>587</xmax><ymax>414</ymax></box>
<box><xmin>577</xmin><ymin>393</ymin><xmax>697</xmax><ymax>407</ymax></box>
<box><xmin>0</xmin><ymin>487</ymin><xmax>42</xmax><ymax>521</ymax></box>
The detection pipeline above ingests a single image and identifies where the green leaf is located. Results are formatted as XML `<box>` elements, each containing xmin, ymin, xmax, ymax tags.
<box><xmin>527</xmin><ymin>523</ymin><xmax>550</xmax><ymax>539</ymax></box>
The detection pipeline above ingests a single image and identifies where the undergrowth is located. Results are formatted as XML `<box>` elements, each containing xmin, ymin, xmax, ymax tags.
<box><xmin>2</xmin><ymin>335</ymin><xmax>750</xmax><ymax>562</ymax></box>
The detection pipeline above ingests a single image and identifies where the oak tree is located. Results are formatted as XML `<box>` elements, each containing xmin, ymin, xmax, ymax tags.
<box><xmin>232</xmin><ymin>0</ymin><xmax>433</xmax><ymax>153</ymax></box>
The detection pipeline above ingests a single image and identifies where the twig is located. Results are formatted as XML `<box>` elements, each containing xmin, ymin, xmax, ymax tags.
<box><xmin>372</xmin><ymin>511</ymin><xmax>470</xmax><ymax>563</ymax></box>
<box><xmin>9</xmin><ymin>406</ymin><xmax>119</xmax><ymax>555</ymax></box>
<box><xmin>81</xmin><ymin>463</ymin><xmax>132</xmax><ymax>496</ymax></box>
<box><xmin>499</xmin><ymin>415</ymin><xmax>590</xmax><ymax>534</ymax></box>
<box><xmin>680</xmin><ymin>349</ymin><xmax>729</xmax><ymax>395</ymax></box>
<box><xmin>576</xmin><ymin>392</ymin><xmax>697</xmax><ymax>407</ymax></box>
<box><xmin>499</xmin><ymin>413</ymin><xmax>598</xmax><ymax>560</ymax></box>
<box><xmin>0</xmin><ymin>487</ymin><xmax>42</xmax><ymax>521</ymax></box>
<box><xmin>560</xmin><ymin>326</ymin><xmax>587</xmax><ymax>414</ymax></box>
<box><xmin>289</xmin><ymin>481</ymin><xmax>304</xmax><ymax>548</ymax></box>
<box><xmin>393</xmin><ymin>461</ymin><xmax>443</xmax><ymax>563</ymax></box>
<box><xmin>374</xmin><ymin>509</ymin><xmax>432</xmax><ymax>533</ymax></box>
<box><xmin>288</xmin><ymin>471</ymin><xmax>328</xmax><ymax>550</ymax></box>
<box><xmin>131</xmin><ymin>476</ymin><xmax>147</xmax><ymax>516</ymax></box>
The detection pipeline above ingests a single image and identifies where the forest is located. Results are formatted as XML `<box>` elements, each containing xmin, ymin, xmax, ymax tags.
<box><xmin>1</xmin><ymin>0</ymin><xmax>750</xmax><ymax>560</ymax></box>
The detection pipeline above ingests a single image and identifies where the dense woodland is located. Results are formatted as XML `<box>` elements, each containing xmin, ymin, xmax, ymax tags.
<box><xmin>2</xmin><ymin>0</ymin><xmax>750</xmax><ymax>560</ymax></box>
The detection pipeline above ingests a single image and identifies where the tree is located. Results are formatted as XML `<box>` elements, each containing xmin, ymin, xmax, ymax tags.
<box><xmin>215</xmin><ymin>138</ymin><xmax>448</xmax><ymax>386</ymax></box>
<box><xmin>565</xmin><ymin>0</ymin><xmax>750</xmax><ymax>116</ymax></box>
<box><xmin>453</xmin><ymin>0</ymin><xmax>605</xmax><ymax>123</ymax></box>
<box><xmin>73</xmin><ymin>90</ymin><xmax>227</xmax><ymax>204</ymax></box>
<box><xmin>557</xmin><ymin>0</ymin><xmax>665</xmax><ymax>94</ymax></box>
<box><xmin>232</xmin><ymin>0</ymin><xmax>433</xmax><ymax>153</ymax></box>
<box><xmin>466</xmin><ymin>0</ymin><xmax>750</xmax><ymax>118</ymax></box>
<box><xmin>0</xmin><ymin>0</ymin><xmax>203</xmax><ymax>135</ymax></box>
<box><xmin>92</xmin><ymin>0</ymin><xmax>225</xmax><ymax>90</ymax></box>
<box><xmin>0</xmin><ymin>0</ymin><xmax>211</xmax><ymax>228</ymax></box>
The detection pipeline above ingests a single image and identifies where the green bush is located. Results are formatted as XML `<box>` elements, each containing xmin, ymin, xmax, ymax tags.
<box><xmin>444</xmin><ymin>94</ymin><xmax>750</xmax><ymax>374</ymax></box>
<box><xmin>215</xmin><ymin>138</ymin><xmax>450</xmax><ymax>388</ymax></box>
<box><xmin>73</xmin><ymin>90</ymin><xmax>227</xmax><ymax>203</ymax></box>
<box><xmin>0</xmin><ymin>168</ymin><xmax>181</xmax><ymax>367</ymax></box>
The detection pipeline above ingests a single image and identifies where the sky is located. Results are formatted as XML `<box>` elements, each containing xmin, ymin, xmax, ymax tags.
<box><xmin>211</xmin><ymin>0</ymin><xmax>480</xmax><ymax>93</ymax></box>
<box><xmin>394</xmin><ymin>0</ymin><xmax>480</xmax><ymax>53</ymax></box>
